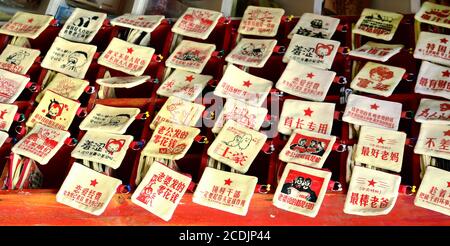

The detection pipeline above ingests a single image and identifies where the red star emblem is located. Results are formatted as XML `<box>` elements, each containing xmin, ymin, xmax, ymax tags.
<box><xmin>185</xmin><ymin>75</ymin><xmax>195</xmax><ymax>82</ymax></box>
<box><xmin>368</xmin><ymin>178</ymin><xmax>377</xmax><ymax>187</ymax></box>
<box><xmin>306</xmin><ymin>72</ymin><xmax>315</xmax><ymax>79</ymax></box>
<box><xmin>127</xmin><ymin>47</ymin><xmax>134</xmax><ymax>54</ymax></box>
<box><xmin>370</xmin><ymin>103</ymin><xmax>379</xmax><ymax>110</ymax></box>
<box><xmin>90</xmin><ymin>179</ymin><xmax>98</xmax><ymax>187</ymax></box>
<box><xmin>377</xmin><ymin>137</ymin><xmax>385</xmax><ymax>144</ymax></box>
<box><xmin>442</xmin><ymin>70</ymin><xmax>450</xmax><ymax>77</ymax></box>
<box><xmin>304</xmin><ymin>107</ymin><xmax>313</xmax><ymax>117</ymax></box>
<box><xmin>243</xmin><ymin>80</ymin><xmax>252</xmax><ymax>87</ymax></box>
<box><xmin>447</xmin><ymin>181</ymin><xmax>450</xmax><ymax>188</ymax></box>
<box><xmin>444</xmin><ymin>130</ymin><xmax>450</xmax><ymax>136</ymax></box>
<box><xmin>27</xmin><ymin>18</ymin><xmax>33</xmax><ymax>23</ymax></box>
<box><xmin>224</xmin><ymin>178</ymin><xmax>232</xmax><ymax>186</ymax></box>
<box><xmin>441</xmin><ymin>38</ymin><xmax>448</xmax><ymax>44</ymax></box>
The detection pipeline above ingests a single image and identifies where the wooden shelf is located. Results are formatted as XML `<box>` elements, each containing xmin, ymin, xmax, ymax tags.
<box><xmin>0</xmin><ymin>190</ymin><xmax>448</xmax><ymax>226</ymax></box>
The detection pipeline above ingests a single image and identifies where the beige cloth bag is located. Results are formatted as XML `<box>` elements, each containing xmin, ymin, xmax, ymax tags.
<box><xmin>41</xmin><ymin>37</ymin><xmax>97</xmax><ymax>79</ymax></box>
<box><xmin>96</xmin><ymin>75</ymin><xmax>150</xmax><ymax>89</ymax></box>
<box><xmin>193</xmin><ymin>167</ymin><xmax>258</xmax><ymax>216</ymax></box>
<box><xmin>276</xmin><ymin>60</ymin><xmax>336</xmax><ymax>101</ymax></box>
<box><xmin>71</xmin><ymin>131</ymin><xmax>134</xmax><ymax>169</ymax></box>
<box><xmin>56</xmin><ymin>162</ymin><xmax>121</xmax><ymax>216</ymax></box>
<box><xmin>166</xmin><ymin>40</ymin><xmax>215</xmax><ymax>74</ymax></box>
<box><xmin>273</xmin><ymin>163</ymin><xmax>331</xmax><ymax>218</ymax></box>
<box><xmin>59</xmin><ymin>8</ymin><xmax>107</xmax><ymax>43</ymax></box>
<box><xmin>0</xmin><ymin>131</ymin><xmax>8</xmax><ymax>148</ymax></box>
<box><xmin>207</xmin><ymin>120</ymin><xmax>267</xmax><ymax>173</ymax></box>
<box><xmin>0</xmin><ymin>68</ymin><xmax>30</xmax><ymax>103</ymax></box>
<box><xmin>225</xmin><ymin>38</ymin><xmax>277</xmax><ymax>68</ymax></box>
<box><xmin>349</xmin><ymin>42</ymin><xmax>403</xmax><ymax>62</ymax></box>
<box><xmin>12</xmin><ymin>123</ymin><xmax>70</xmax><ymax>165</ymax></box>
<box><xmin>278</xmin><ymin>99</ymin><xmax>335</xmax><ymax>135</ymax></box>
<box><xmin>150</xmin><ymin>96</ymin><xmax>205</xmax><ymax>130</ymax></box>
<box><xmin>36</xmin><ymin>73</ymin><xmax>89</xmax><ymax>102</ymax></box>
<box><xmin>414</xmin><ymin>123</ymin><xmax>450</xmax><ymax>160</ymax></box>
<box><xmin>0</xmin><ymin>12</ymin><xmax>53</xmax><ymax>39</ymax></box>
<box><xmin>342</xmin><ymin>94</ymin><xmax>402</xmax><ymax>130</ymax></box>
<box><xmin>415</xmin><ymin>2</ymin><xmax>450</xmax><ymax>29</ymax></box>
<box><xmin>172</xmin><ymin>7</ymin><xmax>222</xmax><ymax>40</ymax></box>
<box><xmin>414</xmin><ymin>166</ymin><xmax>450</xmax><ymax>216</ymax></box>
<box><xmin>415</xmin><ymin>98</ymin><xmax>450</xmax><ymax>125</ymax></box>
<box><xmin>79</xmin><ymin>104</ymin><xmax>139</xmax><ymax>134</ymax></box>
<box><xmin>283</xmin><ymin>34</ymin><xmax>340</xmax><ymax>70</ymax></box>
<box><xmin>156</xmin><ymin>69</ymin><xmax>211</xmax><ymax>101</ymax></box>
<box><xmin>212</xmin><ymin>98</ymin><xmax>267</xmax><ymax>134</ymax></box>
<box><xmin>27</xmin><ymin>90</ymin><xmax>80</xmax><ymax>130</ymax></box>
<box><xmin>238</xmin><ymin>6</ymin><xmax>285</xmax><ymax>37</ymax></box>
<box><xmin>354</xmin><ymin>125</ymin><xmax>406</xmax><ymax>173</ymax></box>
<box><xmin>111</xmin><ymin>14</ymin><xmax>164</xmax><ymax>33</ymax></box>
<box><xmin>415</xmin><ymin>61</ymin><xmax>450</xmax><ymax>100</ymax></box>
<box><xmin>414</xmin><ymin>32</ymin><xmax>450</xmax><ymax>67</ymax></box>
<box><xmin>98</xmin><ymin>37</ymin><xmax>155</xmax><ymax>76</ymax></box>
<box><xmin>353</xmin><ymin>8</ymin><xmax>403</xmax><ymax>41</ymax></box>
<box><xmin>214</xmin><ymin>64</ymin><xmax>273</xmax><ymax>107</ymax></box>
<box><xmin>279</xmin><ymin>129</ymin><xmax>336</xmax><ymax>169</ymax></box>
<box><xmin>0</xmin><ymin>103</ymin><xmax>18</xmax><ymax>131</ymax></box>
<box><xmin>288</xmin><ymin>13</ymin><xmax>340</xmax><ymax>40</ymax></box>
<box><xmin>131</xmin><ymin>161</ymin><xmax>192</xmax><ymax>221</ymax></box>
<box><xmin>344</xmin><ymin>166</ymin><xmax>401</xmax><ymax>216</ymax></box>
<box><xmin>350</xmin><ymin>62</ymin><xmax>405</xmax><ymax>97</ymax></box>
<box><xmin>0</xmin><ymin>44</ymin><xmax>40</xmax><ymax>74</ymax></box>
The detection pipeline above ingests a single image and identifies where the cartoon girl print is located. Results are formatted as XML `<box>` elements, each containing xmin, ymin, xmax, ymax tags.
<box><xmin>357</xmin><ymin>66</ymin><xmax>394</xmax><ymax>90</ymax></box>
<box><xmin>315</xmin><ymin>43</ymin><xmax>334</xmax><ymax>58</ymax></box>
<box><xmin>105</xmin><ymin>138</ymin><xmax>126</xmax><ymax>155</ymax></box>
<box><xmin>46</xmin><ymin>99</ymin><xmax>63</xmax><ymax>120</ymax></box>
<box><xmin>61</xmin><ymin>51</ymin><xmax>88</xmax><ymax>72</ymax></box>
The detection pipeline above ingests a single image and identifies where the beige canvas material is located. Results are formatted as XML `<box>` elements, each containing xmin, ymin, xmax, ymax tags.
<box><xmin>79</xmin><ymin>104</ymin><xmax>139</xmax><ymax>134</ymax></box>
<box><xmin>96</xmin><ymin>75</ymin><xmax>150</xmax><ymax>89</ymax></box>
<box><xmin>166</xmin><ymin>40</ymin><xmax>215</xmax><ymax>74</ymax></box>
<box><xmin>415</xmin><ymin>98</ymin><xmax>450</xmax><ymax>124</ymax></box>
<box><xmin>349</xmin><ymin>42</ymin><xmax>403</xmax><ymax>62</ymax></box>
<box><xmin>414</xmin><ymin>32</ymin><xmax>450</xmax><ymax>67</ymax></box>
<box><xmin>0</xmin><ymin>44</ymin><xmax>40</xmax><ymax>74</ymax></box>
<box><xmin>352</xmin><ymin>8</ymin><xmax>403</xmax><ymax>41</ymax></box>
<box><xmin>414</xmin><ymin>166</ymin><xmax>450</xmax><ymax>216</ymax></box>
<box><xmin>0</xmin><ymin>68</ymin><xmax>30</xmax><ymax>103</ymax></box>
<box><xmin>0</xmin><ymin>131</ymin><xmax>8</xmax><ymax>148</ymax></box>
<box><xmin>415</xmin><ymin>61</ymin><xmax>450</xmax><ymax>100</ymax></box>
<box><xmin>414</xmin><ymin>123</ymin><xmax>450</xmax><ymax>160</ymax></box>
<box><xmin>225</xmin><ymin>38</ymin><xmax>277</xmax><ymax>68</ymax></box>
<box><xmin>288</xmin><ymin>13</ymin><xmax>340</xmax><ymax>40</ymax></box>
<box><xmin>415</xmin><ymin>1</ymin><xmax>450</xmax><ymax>29</ymax></box>
<box><xmin>172</xmin><ymin>7</ymin><xmax>222</xmax><ymax>40</ymax></box>
<box><xmin>36</xmin><ymin>73</ymin><xmax>89</xmax><ymax>102</ymax></box>
<box><xmin>59</xmin><ymin>8</ymin><xmax>107</xmax><ymax>43</ymax></box>
<box><xmin>0</xmin><ymin>103</ymin><xmax>18</xmax><ymax>131</ymax></box>
<box><xmin>238</xmin><ymin>6</ymin><xmax>285</xmax><ymax>37</ymax></box>
<box><xmin>156</xmin><ymin>69</ymin><xmax>211</xmax><ymax>101</ymax></box>
<box><xmin>111</xmin><ymin>14</ymin><xmax>164</xmax><ymax>33</ymax></box>
<box><xmin>0</xmin><ymin>12</ymin><xmax>53</xmax><ymax>39</ymax></box>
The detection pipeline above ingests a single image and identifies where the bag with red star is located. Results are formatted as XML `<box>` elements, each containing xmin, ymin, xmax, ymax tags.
<box><xmin>238</xmin><ymin>6</ymin><xmax>284</xmax><ymax>37</ymax></box>
<box><xmin>98</xmin><ymin>37</ymin><xmax>155</xmax><ymax>76</ymax></box>
<box><xmin>344</xmin><ymin>166</ymin><xmax>401</xmax><ymax>216</ymax></box>
<box><xmin>414</xmin><ymin>32</ymin><xmax>450</xmax><ymax>67</ymax></box>
<box><xmin>165</xmin><ymin>40</ymin><xmax>215</xmax><ymax>74</ymax></box>
<box><xmin>0</xmin><ymin>68</ymin><xmax>30</xmax><ymax>104</ymax></box>
<box><xmin>354</xmin><ymin>125</ymin><xmax>406</xmax><ymax>173</ymax></box>
<box><xmin>352</xmin><ymin>8</ymin><xmax>403</xmax><ymax>41</ymax></box>
<box><xmin>0</xmin><ymin>11</ymin><xmax>53</xmax><ymax>39</ymax></box>
<box><xmin>111</xmin><ymin>14</ymin><xmax>164</xmax><ymax>34</ymax></box>
<box><xmin>193</xmin><ymin>167</ymin><xmax>258</xmax><ymax>216</ymax></box>
<box><xmin>349</xmin><ymin>42</ymin><xmax>403</xmax><ymax>62</ymax></box>
<box><xmin>415</xmin><ymin>61</ymin><xmax>450</xmax><ymax>100</ymax></box>
<box><xmin>172</xmin><ymin>7</ymin><xmax>222</xmax><ymax>40</ymax></box>
<box><xmin>0</xmin><ymin>103</ymin><xmax>18</xmax><ymax>132</ymax></box>
<box><xmin>214</xmin><ymin>64</ymin><xmax>273</xmax><ymax>107</ymax></box>
<box><xmin>415</xmin><ymin>98</ymin><xmax>450</xmax><ymax>125</ymax></box>
<box><xmin>0</xmin><ymin>44</ymin><xmax>40</xmax><ymax>74</ymax></box>
<box><xmin>156</xmin><ymin>69</ymin><xmax>212</xmax><ymax>101</ymax></box>
<box><xmin>414</xmin><ymin>166</ymin><xmax>450</xmax><ymax>216</ymax></box>
<box><xmin>414</xmin><ymin>124</ymin><xmax>450</xmax><ymax>160</ymax></box>
<box><xmin>59</xmin><ymin>8</ymin><xmax>107</xmax><ymax>43</ymax></box>
<box><xmin>278</xmin><ymin>99</ymin><xmax>335</xmax><ymax>136</ymax></box>
<box><xmin>225</xmin><ymin>38</ymin><xmax>277</xmax><ymax>68</ymax></box>
<box><xmin>273</xmin><ymin>163</ymin><xmax>331</xmax><ymax>217</ymax></box>
<box><xmin>415</xmin><ymin>2</ymin><xmax>450</xmax><ymax>30</ymax></box>
<box><xmin>56</xmin><ymin>162</ymin><xmax>121</xmax><ymax>215</ymax></box>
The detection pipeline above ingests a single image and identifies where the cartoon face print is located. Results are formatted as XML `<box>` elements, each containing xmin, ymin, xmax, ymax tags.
<box><xmin>369</xmin><ymin>66</ymin><xmax>394</xmax><ymax>82</ymax></box>
<box><xmin>315</xmin><ymin>43</ymin><xmax>334</xmax><ymax>57</ymax></box>
<box><xmin>6</xmin><ymin>50</ymin><xmax>30</xmax><ymax>65</ymax></box>
<box><xmin>46</xmin><ymin>99</ymin><xmax>64</xmax><ymax>119</ymax></box>
<box><xmin>310</xmin><ymin>19</ymin><xmax>323</xmax><ymax>29</ymax></box>
<box><xmin>240</xmin><ymin>43</ymin><xmax>267</xmax><ymax>58</ymax></box>
<box><xmin>61</xmin><ymin>51</ymin><xmax>88</xmax><ymax>72</ymax></box>
<box><xmin>72</xmin><ymin>15</ymin><xmax>100</xmax><ymax>28</ymax></box>
<box><xmin>290</xmin><ymin>138</ymin><xmax>308</xmax><ymax>153</ymax></box>
<box><xmin>224</xmin><ymin>133</ymin><xmax>253</xmax><ymax>150</ymax></box>
<box><xmin>307</xmin><ymin>140</ymin><xmax>325</xmax><ymax>154</ymax></box>
<box><xmin>105</xmin><ymin>114</ymin><xmax>131</xmax><ymax>127</ymax></box>
<box><xmin>105</xmin><ymin>139</ymin><xmax>126</xmax><ymax>155</ymax></box>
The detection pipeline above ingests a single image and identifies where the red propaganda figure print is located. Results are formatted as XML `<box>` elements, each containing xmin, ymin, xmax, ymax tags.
<box><xmin>280</xmin><ymin>169</ymin><xmax>324</xmax><ymax>203</ymax></box>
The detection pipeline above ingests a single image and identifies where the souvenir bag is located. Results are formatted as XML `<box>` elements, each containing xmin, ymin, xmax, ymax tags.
<box><xmin>136</xmin><ymin>122</ymin><xmax>200</xmax><ymax>185</ymax></box>
<box><xmin>193</xmin><ymin>167</ymin><xmax>258</xmax><ymax>216</ymax></box>
<box><xmin>238</xmin><ymin>6</ymin><xmax>285</xmax><ymax>37</ymax></box>
<box><xmin>0</xmin><ymin>68</ymin><xmax>30</xmax><ymax>103</ymax></box>
<box><xmin>343</xmin><ymin>166</ymin><xmax>401</xmax><ymax>216</ymax></box>
<box><xmin>342</xmin><ymin>94</ymin><xmax>402</xmax><ymax>130</ymax></box>
<box><xmin>415</xmin><ymin>1</ymin><xmax>450</xmax><ymax>29</ymax></box>
<box><xmin>0</xmin><ymin>103</ymin><xmax>18</xmax><ymax>131</ymax></box>
<box><xmin>350</xmin><ymin>62</ymin><xmax>405</xmax><ymax>97</ymax></box>
<box><xmin>414</xmin><ymin>166</ymin><xmax>450</xmax><ymax>216</ymax></box>
<box><xmin>414</xmin><ymin>98</ymin><xmax>450</xmax><ymax>125</ymax></box>
<box><xmin>98</xmin><ymin>37</ymin><xmax>155</xmax><ymax>76</ymax></box>
<box><xmin>71</xmin><ymin>131</ymin><xmax>134</xmax><ymax>169</ymax></box>
<box><xmin>111</xmin><ymin>14</ymin><xmax>164</xmax><ymax>33</ymax></box>
<box><xmin>415</xmin><ymin>61</ymin><xmax>450</xmax><ymax>100</ymax></box>
<box><xmin>414</xmin><ymin>32</ymin><xmax>450</xmax><ymax>67</ymax></box>
<box><xmin>41</xmin><ymin>37</ymin><xmax>97</xmax><ymax>79</ymax></box>
<box><xmin>212</xmin><ymin>98</ymin><xmax>268</xmax><ymax>134</ymax></box>
<box><xmin>225</xmin><ymin>38</ymin><xmax>277</xmax><ymax>68</ymax></box>
<box><xmin>165</xmin><ymin>40</ymin><xmax>215</xmax><ymax>74</ymax></box>
<box><xmin>288</xmin><ymin>13</ymin><xmax>340</xmax><ymax>39</ymax></box>
<box><xmin>283</xmin><ymin>34</ymin><xmax>340</xmax><ymax>70</ymax></box>
<box><xmin>279</xmin><ymin>129</ymin><xmax>336</xmax><ymax>169</ymax></box>
<box><xmin>131</xmin><ymin>161</ymin><xmax>192</xmax><ymax>221</ymax></box>
<box><xmin>26</xmin><ymin>90</ymin><xmax>81</xmax><ymax>130</ymax></box>
<box><xmin>79</xmin><ymin>104</ymin><xmax>139</xmax><ymax>134</ymax></box>
<box><xmin>149</xmin><ymin>96</ymin><xmax>205</xmax><ymax>130</ymax></box>
<box><xmin>1</xmin><ymin>153</ymin><xmax>43</xmax><ymax>190</ymax></box>
<box><xmin>276</xmin><ymin>60</ymin><xmax>336</xmax><ymax>101</ymax></box>
<box><xmin>273</xmin><ymin>163</ymin><xmax>331</xmax><ymax>217</ymax></box>
<box><xmin>354</xmin><ymin>125</ymin><xmax>406</xmax><ymax>173</ymax></box>
<box><xmin>0</xmin><ymin>44</ymin><xmax>40</xmax><ymax>74</ymax></box>
<box><xmin>414</xmin><ymin>124</ymin><xmax>450</xmax><ymax>160</ymax></box>
<box><xmin>207</xmin><ymin>120</ymin><xmax>267</xmax><ymax>173</ymax></box>
<box><xmin>36</xmin><ymin>73</ymin><xmax>89</xmax><ymax>102</ymax></box>
<box><xmin>172</xmin><ymin>7</ymin><xmax>222</xmax><ymax>40</ymax></box>
<box><xmin>56</xmin><ymin>162</ymin><xmax>121</xmax><ymax>216</ymax></box>
<box><xmin>0</xmin><ymin>12</ymin><xmax>53</xmax><ymax>39</ymax></box>
<box><xmin>214</xmin><ymin>64</ymin><xmax>272</xmax><ymax>107</ymax></box>
<box><xmin>278</xmin><ymin>99</ymin><xmax>335</xmax><ymax>135</ymax></box>
<box><xmin>349</xmin><ymin>42</ymin><xmax>403</xmax><ymax>62</ymax></box>
<box><xmin>352</xmin><ymin>8</ymin><xmax>403</xmax><ymax>41</ymax></box>
<box><xmin>0</xmin><ymin>131</ymin><xmax>8</xmax><ymax>147</ymax></box>
<box><xmin>156</xmin><ymin>69</ymin><xmax>211</xmax><ymax>101</ymax></box>
<box><xmin>12</xmin><ymin>123</ymin><xmax>70</xmax><ymax>165</ymax></box>
<box><xmin>59</xmin><ymin>8</ymin><xmax>107</xmax><ymax>43</ymax></box>
<box><xmin>96</xmin><ymin>75</ymin><xmax>151</xmax><ymax>89</ymax></box>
